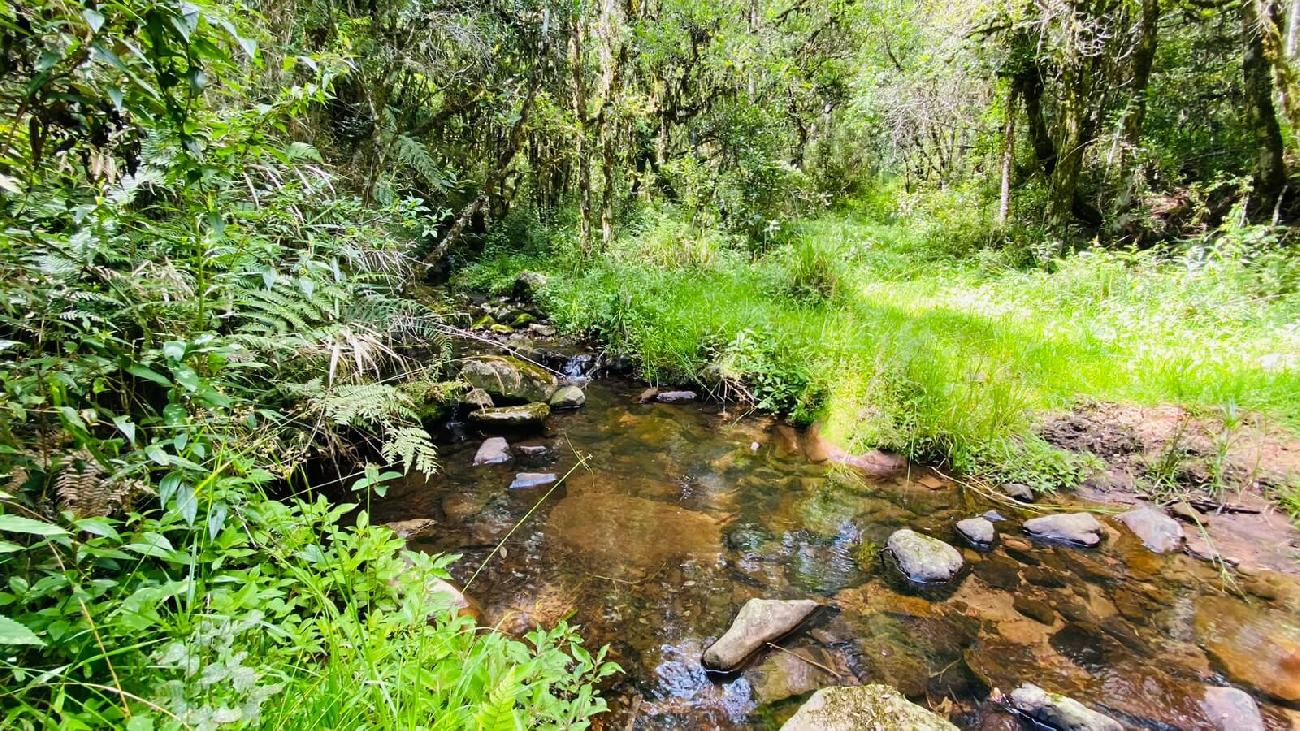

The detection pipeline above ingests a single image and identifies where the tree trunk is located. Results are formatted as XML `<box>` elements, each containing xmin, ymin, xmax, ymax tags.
<box><xmin>1244</xmin><ymin>0</ymin><xmax>1287</xmax><ymax>207</ymax></box>
<box><xmin>998</xmin><ymin>84</ymin><xmax>1017</xmax><ymax>226</ymax></box>
<box><xmin>571</xmin><ymin>21</ymin><xmax>594</xmax><ymax>255</ymax></box>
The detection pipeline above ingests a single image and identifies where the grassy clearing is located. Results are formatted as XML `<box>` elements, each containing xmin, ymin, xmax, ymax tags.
<box><xmin>460</xmin><ymin>202</ymin><xmax>1300</xmax><ymax>494</ymax></box>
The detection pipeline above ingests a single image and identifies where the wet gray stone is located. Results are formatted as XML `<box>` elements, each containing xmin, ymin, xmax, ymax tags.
<box><xmin>956</xmin><ymin>517</ymin><xmax>996</xmax><ymax>547</ymax></box>
<box><xmin>657</xmin><ymin>390</ymin><xmax>698</xmax><ymax>403</ymax></box>
<box><xmin>1023</xmin><ymin>513</ymin><xmax>1105</xmax><ymax>548</ymax></box>
<box><xmin>780</xmin><ymin>685</ymin><xmax>957</xmax><ymax>730</ymax></box>
<box><xmin>702</xmin><ymin>598</ymin><xmax>819</xmax><ymax>671</ymax></box>
<box><xmin>472</xmin><ymin>437</ymin><xmax>511</xmax><ymax>466</ymax></box>
<box><xmin>508</xmin><ymin>472</ymin><xmax>557</xmax><ymax>490</ymax></box>
<box><xmin>887</xmin><ymin>529</ymin><xmax>964</xmax><ymax>583</ymax></box>
<box><xmin>1008</xmin><ymin>683</ymin><xmax>1122</xmax><ymax>731</ymax></box>
<box><xmin>1115</xmin><ymin>506</ymin><xmax>1184</xmax><ymax>553</ymax></box>
<box><xmin>1002</xmin><ymin>482</ymin><xmax>1035</xmax><ymax>502</ymax></box>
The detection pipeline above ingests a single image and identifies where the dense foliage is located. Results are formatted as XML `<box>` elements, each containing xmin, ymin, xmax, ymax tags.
<box><xmin>0</xmin><ymin>1</ymin><xmax>613</xmax><ymax>727</ymax></box>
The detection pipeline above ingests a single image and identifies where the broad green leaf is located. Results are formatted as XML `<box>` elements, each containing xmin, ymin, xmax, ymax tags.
<box><xmin>0</xmin><ymin>540</ymin><xmax>25</xmax><ymax>554</ymax></box>
<box><xmin>127</xmin><ymin>364</ymin><xmax>171</xmax><ymax>387</ymax></box>
<box><xmin>163</xmin><ymin>341</ymin><xmax>186</xmax><ymax>361</ymax></box>
<box><xmin>0</xmin><ymin>515</ymin><xmax>67</xmax><ymax>537</ymax></box>
<box><xmin>0</xmin><ymin>615</ymin><xmax>44</xmax><ymax>646</ymax></box>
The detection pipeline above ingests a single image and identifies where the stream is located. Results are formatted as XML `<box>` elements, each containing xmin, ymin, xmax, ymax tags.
<box><xmin>371</xmin><ymin>372</ymin><xmax>1300</xmax><ymax>729</ymax></box>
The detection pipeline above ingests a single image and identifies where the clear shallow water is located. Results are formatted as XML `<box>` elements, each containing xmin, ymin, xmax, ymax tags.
<box><xmin>372</xmin><ymin>376</ymin><xmax>1300</xmax><ymax>729</ymax></box>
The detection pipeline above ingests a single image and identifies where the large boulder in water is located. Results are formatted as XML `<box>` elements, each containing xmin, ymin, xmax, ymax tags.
<box><xmin>702</xmin><ymin>598</ymin><xmax>820</xmax><ymax>671</ymax></box>
<box><xmin>467</xmin><ymin>402</ymin><xmax>549</xmax><ymax>429</ymax></box>
<box><xmin>1115</xmin><ymin>506</ymin><xmax>1184</xmax><ymax>553</ymax></box>
<box><xmin>780</xmin><ymin>685</ymin><xmax>957</xmax><ymax>731</ymax></box>
<box><xmin>887</xmin><ymin>529</ymin><xmax>964</xmax><ymax>583</ymax></box>
<box><xmin>1008</xmin><ymin>683</ymin><xmax>1122</xmax><ymax>731</ymax></box>
<box><xmin>460</xmin><ymin>355</ymin><xmax>557</xmax><ymax>404</ymax></box>
<box><xmin>1022</xmin><ymin>513</ymin><xmax>1105</xmax><ymax>547</ymax></box>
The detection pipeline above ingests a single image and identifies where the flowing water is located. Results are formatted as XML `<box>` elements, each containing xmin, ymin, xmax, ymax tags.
<box><xmin>372</xmin><ymin>375</ymin><xmax>1300</xmax><ymax>729</ymax></box>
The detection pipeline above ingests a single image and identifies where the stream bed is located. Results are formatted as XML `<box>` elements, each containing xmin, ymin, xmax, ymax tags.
<box><xmin>371</xmin><ymin>374</ymin><xmax>1300</xmax><ymax>729</ymax></box>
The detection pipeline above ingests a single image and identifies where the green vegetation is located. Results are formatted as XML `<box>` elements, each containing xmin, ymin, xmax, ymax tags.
<box><xmin>0</xmin><ymin>1</ymin><xmax>612</xmax><ymax>727</ymax></box>
<box><xmin>4</xmin><ymin>0</ymin><xmax>1300</xmax><ymax>726</ymax></box>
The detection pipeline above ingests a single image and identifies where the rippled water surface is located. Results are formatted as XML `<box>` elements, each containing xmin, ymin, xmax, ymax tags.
<box><xmin>372</xmin><ymin>377</ymin><xmax>1300</xmax><ymax>729</ymax></box>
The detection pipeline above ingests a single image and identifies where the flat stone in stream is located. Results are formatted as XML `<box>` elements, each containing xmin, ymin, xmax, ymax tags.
<box><xmin>472</xmin><ymin>437</ymin><xmax>511</xmax><ymax>466</ymax></box>
<box><xmin>702</xmin><ymin>598</ymin><xmax>820</xmax><ymax>671</ymax></box>
<box><xmin>887</xmin><ymin>529</ymin><xmax>964</xmax><ymax>583</ymax></box>
<box><xmin>657</xmin><ymin>390</ymin><xmax>698</xmax><ymax>403</ymax></box>
<box><xmin>508</xmin><ymin>472</ymin><xmax>557</xmax><ymax>490</ymax></box>
<box><xmin>1008</xmin><ymin>683</ymin><xmax>1122</xmax><ymax>731</ymax></box>
<box><xmin>1198</xmin><ymin>686</ymin><xmax>1265</xmax><ymax>731</ymax></box>
<box><xmin>1022</xmin><ymin>513</ymin><xmax>1105</xmax><ymax>547</ymax></box>
<box><xmin>467</xmin><ymin>402</ymin><xmax>549</xmax><ymax>428</ymax></box>
<box><xmin>956</xmin><ymin>517</ymin><xmax>996</xmax><ymax>548</ymax></box>
<box><xmin>382</xmin><ymin>518</ymin><xmax>436</xmax><ymax>539</ymax></box>
<box><xmin>780</xmin><ymin>685</ymin><xmax>957</xmax><ymax>731</ymax></box>
<box><xmin>1115</xmin><ymin>506</ymin><xmax>1184</xmax><ymax>553</ymax></box>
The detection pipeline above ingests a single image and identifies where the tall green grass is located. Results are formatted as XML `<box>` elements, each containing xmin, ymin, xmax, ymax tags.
<box><xmin>460</xmin><ymin>204</ymin><xmax>1300</xmax><ymax>492</ymax></box>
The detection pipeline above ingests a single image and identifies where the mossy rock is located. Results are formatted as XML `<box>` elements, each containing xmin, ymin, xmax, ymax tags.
<box><xmin>467</xmin><ymin>402</ymin><xmax>550</xmax><ymax>428</ymax></box>
<box><xmin>461</xmin><ymin>355</ymin><xmax>558</xmax><ymax>403</ymax></box>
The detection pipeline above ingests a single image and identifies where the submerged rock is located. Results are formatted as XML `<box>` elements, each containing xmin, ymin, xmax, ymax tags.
<box><xmin>956</xmin><ymin>517</ymin><xmax>996</xmax><ymax>548</ymax></box>
<box><xmin>748</xmin><ymin>645</ymin><xmax>840</xmax><ymax>704</ymax></box>
<box><xmin>1022</xmin><ymin>513</ymin><xmax>1105</xmax><ymax>547</ymax></box>
<box><xmin>467</xmin><ymin>402</ymin><xmax>549</xmax><ymax>428</ymax></box>
<box><xmin>1007</xmin><ymin>683</ymin><xmax>1122</xmax><ymax>731</ymax></box>
<box><xmin>508</xmin><ymin>472</ymin><xmax>557</xmax><ymax>490</ymax></box>
<box><xmin>382</xmin><ymin>518</ymin><xmax>436</xmax><ymax>539</ymax></box>
<box><xmin>1198</xmin><ymin>686</ymin><xmax>1264</xmax><ymax>731</ymax></box>
<box><xmin>983</xmin><ymin>510</ymin><xmax>1007</xmax><ymax>522</ymax></box>
<box><xmin>549</xmin><ymin>384</ymin><xmax>586</xmax><ymax>409</ymax></box>
<box><xmin>657</xmin><ymin>390</ymin><xmax>698</xmax><ymax>403</ymax></box>
<box><xmin>472</xmin><ymin>437</ymin><xmax>511</xmax><ymax>466</ymax></box>
<box><xmin>460</xmin><ymin>355</ymin><xmax>558</xmax><ymax>403</ymax></box>
<box><xmin>780</xmin><ymin>685</ymin><xmax>957</xmax><ymax>731</ymax></box>
<box><xmin>1115</xmin><ymin>506</ymin><xmax>1184</xmax><ymax>553</ymax></box>
<box><xmin>887</xmin><ymin>529</ymin><xmax>964</xmax><ymax>583</ymax></box>
<box><xmin>702</xmin><ymin>598</ymin><xmax>820</xmax><ymax>671</ymax></box>
<box><xmin>1195</xmin><ymin>595</ymin><xmax>1300</xmax><ymax>702</ymax></box>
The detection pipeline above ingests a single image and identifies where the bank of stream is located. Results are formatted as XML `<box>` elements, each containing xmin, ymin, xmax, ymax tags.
<box><xmin>371</xmin><ymin>348</ymin><xmax>1300</xmax><ymax>730</ymax></box>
